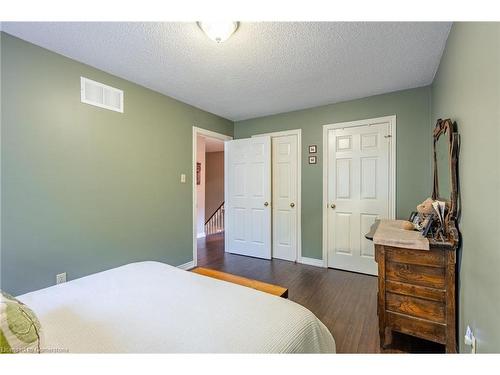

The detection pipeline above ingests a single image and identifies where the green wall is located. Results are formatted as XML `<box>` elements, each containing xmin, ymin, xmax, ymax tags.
<box><xmin>235</xmin><ymin>87</ymin><xmax>432</xmax><ymax>260</ymax></box>
<box><xmin>0</xmin><ymin>33</ymin><xmax>233</xmax><ymax>295</ymax></box>
<box><xmin>431</xmin><ymin>22</ymin><xmax>500</xmax><ymax>353</ymax></box>
<box><xmin>3</xmin><ymin>22</ymin><xmax>499</xmax><ymax>352</ymax></box>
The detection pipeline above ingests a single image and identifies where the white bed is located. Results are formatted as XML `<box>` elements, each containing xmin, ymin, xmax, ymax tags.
<box><xmin>17</xmin><ymin>261</ymin><xmax>335</xmax><ymax>353</ymax></box>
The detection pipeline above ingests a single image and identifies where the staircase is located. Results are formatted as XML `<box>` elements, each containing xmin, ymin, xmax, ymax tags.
<box><xmin>205</xmin><ymin>202</ymin><xmax>224</xmax><ymax>236</ymax></box>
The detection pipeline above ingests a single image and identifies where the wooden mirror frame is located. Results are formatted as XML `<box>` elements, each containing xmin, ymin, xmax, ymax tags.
<box><xmin>432</xmin><ymin>118</ymin><xmax>460</xmax><ymax>245</ymax></box>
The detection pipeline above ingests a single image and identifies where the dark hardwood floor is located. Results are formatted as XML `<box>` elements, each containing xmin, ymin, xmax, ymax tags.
<box><xmin>197</xmin><ymin>232</ymin><xmax>444</xmax><ymax>354</ymax></box>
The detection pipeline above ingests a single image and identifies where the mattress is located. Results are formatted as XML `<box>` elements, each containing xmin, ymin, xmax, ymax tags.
<box><xmin>17</xmin><ymin>261</ymin><xmax>335</xmax><ymax>353</ymax></box>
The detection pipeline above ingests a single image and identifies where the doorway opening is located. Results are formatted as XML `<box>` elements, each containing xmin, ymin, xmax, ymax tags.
<box><xmin>192</xmin><ymin>127</ymin><xmax>232</xmax><ymax>268</ymax></box>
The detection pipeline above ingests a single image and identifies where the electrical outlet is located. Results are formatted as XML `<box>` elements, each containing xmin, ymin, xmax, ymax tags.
<box><xmin>56</xmin><ymin>272</ymin><xmax>67</xmax><ymax>285</ymax></box>
<box><xmin>464</xmin><ymin>325</ymin><xmax>477</xmax><ymax>353</ymax></box>
<box><xmin>180</xmin><ymin>173</ymin><xmax>186</xmax><ymax>183</ymax></box>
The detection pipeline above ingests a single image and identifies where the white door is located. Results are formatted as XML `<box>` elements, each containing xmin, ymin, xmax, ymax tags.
<box><xmin>326</xmin><ymin>120</ymin><xmax>393</xmax><ymax>275</ymax></box>
<box><xmin>272</xmin><ymin>135</ymin><xmax>298</xmax><ymax>261</ymax></box>
<box><xmin>225</xmin><ymin>137</ymin><xmax>272</xmax><ymax>259</ymax></box>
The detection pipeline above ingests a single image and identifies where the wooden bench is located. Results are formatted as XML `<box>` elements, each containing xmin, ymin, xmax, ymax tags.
<box><xmin>191</xmin><ymin>267</ymin><xmax>288</xmax><ymax>298</ymax></box>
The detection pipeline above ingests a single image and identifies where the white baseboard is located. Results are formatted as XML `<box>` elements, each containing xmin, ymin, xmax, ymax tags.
<box><xmin>298</xmin><ymin>256</ymin><xmax>326</xmax><ymax>268</ymax></box>
<box><xmin>177</xmin><ymin>261</ymin><xmax>195</xmax><ymax>270</ymax></box>
<box><xmin>196</xmin><ymin>232</ymin><xmax>206</xmax><ymax>239</ymax></box>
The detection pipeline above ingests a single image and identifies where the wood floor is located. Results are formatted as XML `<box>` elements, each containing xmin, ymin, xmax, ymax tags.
<box><xmin>197</xmin><ymin>232</ymin><xmax>444</xmax><ymax>354</ymax></box>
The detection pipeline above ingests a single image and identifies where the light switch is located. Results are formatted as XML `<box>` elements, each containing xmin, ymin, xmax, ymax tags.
<box><xmin>180</xmin><ymin>173</ymin><xmax>186</xmax><ymax>183</ymax></box>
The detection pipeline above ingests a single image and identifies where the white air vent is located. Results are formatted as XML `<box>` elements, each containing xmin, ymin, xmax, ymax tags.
<box><xmin>80</xmin><ymin>77</ymin><xmax>123</xmax><ymax>113</ymax></box>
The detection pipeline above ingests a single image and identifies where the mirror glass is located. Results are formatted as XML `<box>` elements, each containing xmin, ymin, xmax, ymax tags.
<box><xmin>435</xmin><ymin>130</ymin><xmax>451</xmax><ymax>201</ymax></box>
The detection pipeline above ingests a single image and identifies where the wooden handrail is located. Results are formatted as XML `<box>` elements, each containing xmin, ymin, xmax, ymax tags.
<box><xmin>205</xmin><ymin>201</ymin><xmax>224</xmax><ymax>236</ymax></box>
<box><xmin>205</xmin><ymin>201</ymin><xmax>224</xmax><ymax>225</ymax></box>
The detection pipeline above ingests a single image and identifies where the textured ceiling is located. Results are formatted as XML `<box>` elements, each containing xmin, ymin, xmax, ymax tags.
<box><xmin>1</xmin><ymin>22</ymin><xmax>451</xmax><ymax>121</ymax></box>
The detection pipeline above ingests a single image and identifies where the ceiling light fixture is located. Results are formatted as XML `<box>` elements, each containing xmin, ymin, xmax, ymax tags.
<box><xmin>197</xmin><ymin>21</ymin><xmax>239</xmax><ymax>43</ymax></box>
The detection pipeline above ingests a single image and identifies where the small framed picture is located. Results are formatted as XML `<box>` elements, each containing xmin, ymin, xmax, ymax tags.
<box><xmin>308</xmin><ymin>155</ymin><xmax>317</xmax><ymax>164</ymax></box>
<box><xmin>196</xmin><ymin>162</ymin><xmax>201</xmax><ymax>185</ymax></box>
<box><xmin>308</xmin><ymin>145</ymin><xmax>317</xmax><ymax>154</ymax></box>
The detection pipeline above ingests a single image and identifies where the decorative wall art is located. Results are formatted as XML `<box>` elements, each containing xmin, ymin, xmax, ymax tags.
<box><xmin>196</xmin><ymin>162</ymin><xmax>201</xmax><ymax>185</ymax></box>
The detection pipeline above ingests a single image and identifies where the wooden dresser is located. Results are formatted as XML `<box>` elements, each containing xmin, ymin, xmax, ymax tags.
<box><xmin>365</xmin><ymin>119</ymin><xmax>462</xmax><ymax>353</ymax></box>
<box><xmin>367</xmin><ymin>222</ymin><xmax>457</xmax><ymax>353</ymax></box>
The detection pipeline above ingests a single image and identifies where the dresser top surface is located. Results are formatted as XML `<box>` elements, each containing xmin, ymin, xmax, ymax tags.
<box><xmin>365</xmin><ymin>220</ymin><xmax>456</xmax><ymax>249</ymax></box>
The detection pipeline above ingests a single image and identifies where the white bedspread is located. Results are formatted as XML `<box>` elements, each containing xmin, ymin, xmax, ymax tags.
<box><xmin>17</xmin><ymin>261</ymin><xmax>335</xmax><ymax>353</ymax></box>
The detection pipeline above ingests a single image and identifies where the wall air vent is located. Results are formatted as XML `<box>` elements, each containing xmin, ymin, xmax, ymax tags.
<box><xmin>80</xmin><ymin>77</ymin><xmax>124</xmax><ymax>113</ymax></box>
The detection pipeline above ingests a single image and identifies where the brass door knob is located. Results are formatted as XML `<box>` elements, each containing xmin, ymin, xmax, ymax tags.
<box><xmin>290</xmin><ymin>202</ymin><xmax>295</xmax><ymax>208</ymax></box>
<box><xmin>264</xmin><ymin>202</ymin><xmax>269</xmax><ymax>207</ymax></box>
<box><xmin>330</xmin><ymin>203</ymin><xmax>336</xmax><ymax>209</ymax></box>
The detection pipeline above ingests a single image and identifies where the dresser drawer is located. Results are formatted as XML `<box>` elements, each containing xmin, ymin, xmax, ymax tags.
<box><xmin>386</xmin><ymin>311</ymin><xmax>446</xmax><ymax>344</ymax></box>
<box><xmin>386</xmin><ymin>247</ymin><xmax>445</xmax><ymax>267</ymax></box>
<box><xmin>386</xmin><ymin>261</ymin><xmax>445</xmax><ymax>288</ymax></box>
<box><xmin>386</xmin><ymin>280</ymin><xmax>445</xmax><ymax>303</ymax></box>
<box><xmin>386</xmin><ymin>292</ymin><xmax>446</xmax><ymax>323</ymax></box>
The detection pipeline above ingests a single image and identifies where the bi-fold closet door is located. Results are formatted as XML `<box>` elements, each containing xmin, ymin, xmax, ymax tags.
<box><xmin>225</xmin><ymin>134</ymin><xmax>299</xmax><ymax>261</ymax></box>
<box><xmin>271</xmin><ymin>134</ymin><xmax>298</xmax><ymax>262</ymax></box>
<box><xmin>224</xmin><ymin>136</ymin><xmax>272</xmax><ymax>259</ymax></box>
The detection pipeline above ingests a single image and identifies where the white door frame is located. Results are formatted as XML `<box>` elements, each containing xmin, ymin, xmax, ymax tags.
<box><xmin>322</xmin><ymin>115</ymin><xmax>396</xmax><ymax>268</ymax></box>
<box><xmin>252</xmin><ymin>129</ymin><xmax>302</xmax><ymax>262</ymax></box>
<box><xmin>192</xmin><ymin>126</ymin><xmax>232</xmax><ymax>268</ymax></box>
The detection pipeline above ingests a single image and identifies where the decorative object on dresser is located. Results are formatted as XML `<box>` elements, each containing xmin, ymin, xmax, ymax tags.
<box><xmin>366</xmin><ymin>118</ymin><xmax>460</xmax><ymax>353</ymax></box>
<box><xmin>432</xmin><ymin>118</ymin><xmax>461</xmax><ymax>245</ymax></box>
